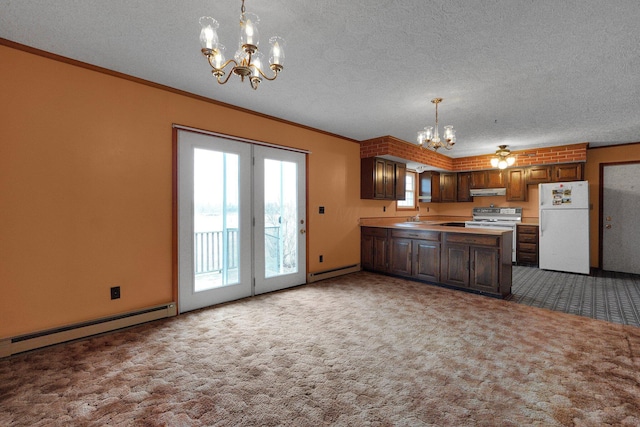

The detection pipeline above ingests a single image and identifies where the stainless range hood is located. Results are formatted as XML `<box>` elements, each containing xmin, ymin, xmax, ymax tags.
<box><xmin>469</xmin><ymin>188</ymin><xmax>507</xmax><ymax>197</ymax></box>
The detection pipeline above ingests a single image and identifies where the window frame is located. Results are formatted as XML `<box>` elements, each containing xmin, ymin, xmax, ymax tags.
<box><xmin>396</xmin><ymin>170</ymin><xmax>418</xmax><ymax>211</ymax></box>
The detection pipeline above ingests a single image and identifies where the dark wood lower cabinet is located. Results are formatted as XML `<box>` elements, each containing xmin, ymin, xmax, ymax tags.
<box><xmin>470</xmin><ymin>246</ymin><xmax>501</xmax><ymax>293</ymax></box>
<box><xmin>440</xmin><ymin>242</ymin><xmax>501</xmax><ymax>291</ymax></box>
<box><xmin>441</xmin><ymin>233</ymin><xmax>510</xmax><ymax>296</ymax></box>
<box><xmin>363</xmin><ymin>227</ymin><xmax>511</xmax><ymax>298</ymax></box>
<box><xmin>390</xmin><ymin>234</ymin><xmax>441</xmax><ymax>282</ymax></box>
<box><xmin>389</xmin><ymin>229</ymin><xmax>441</xmax><ymax>282</ymax></box>
<box><xmin>361</xmin><ymin>227</ymin><xmax>389</xmax><ymax>272</ymax></box>
<box><xmin>441</xmin><ymin>243</ymin><xmax>470</xmax><ymax>287</ymax></box>
<box><xmin>414</xmin><ymin>240</ymin><xmax>441</xmax><ymax>282</ymax></box>
<box><xmin>390</xmin><ymin>237</ymin><xmax>413</xmax><ymax>277</ymax></box>
<box><xmin>516</xmin><ymin>224</ymin><xmax>539</xmax><ymax>266</ymax></box>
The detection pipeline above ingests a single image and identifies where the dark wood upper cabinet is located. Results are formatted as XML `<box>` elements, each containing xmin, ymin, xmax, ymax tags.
<box><xmin>470</xmin><ymin>171</ymin><xmax>486</xmax><ymax>189</ymax></box>
<box><xmin>383</xmin><ymin>159</ymin><xmax>395</xmax><ymax>198</ymax></box>
<box><xmin>439</xmin><ymin>173</ymin><xmax>457</xmax><ymax>203</ymax></box>
<box><xmin>552</xmin><ymin>163</ymin><xmax>583</xmax><ymax>182</ymax></box>
<box><xmin>527</xmin><ymin>165</ymin><xmax>552</xmax><ymax>184</ymax></box>
<box><xmin>471</xmin><ymin>170</ymin><xmax>505</xmax><ymax>189</ymax></box>
<box><xmin>361</xmin><ymin>157</ymin><xmax>406</xmax><ymax>200</ymax></box>
<box><xmin>505</xmin><ymin>168</ymin><xmax>527</xmax><ymax>201</ymax></box>
<box><xmin>419</xmin><ymin>171</ymin><xmax>441</xmax><ymax>203</ymax></box>
<box><xmin>395</xmin><ymin>162</ymin><xmax>406</xmax><ymax>201</ymax></box>
<box><xmin>363</xmin><ymin>159</ymin><xmax>584</xmax><ymax>202</ymax></box>
<box><xmin>457</xmin><ymin>172</ymin><xmax>473</xmax><ymax>202</ymax></box>
<box><xmin>527</xmin><ymin>163</ymin><xmax>583</xmax><ymax>184</ymax></box>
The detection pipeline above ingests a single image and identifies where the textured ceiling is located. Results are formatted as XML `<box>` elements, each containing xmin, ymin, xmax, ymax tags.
<box><xmin>2</xmin><ymin>0</ymin><xmax>640</xmax><ymax>158</ymax></box>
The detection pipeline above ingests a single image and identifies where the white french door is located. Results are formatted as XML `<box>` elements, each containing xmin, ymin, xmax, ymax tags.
<box><xmin>177</xmin><ymin>129</ymin><xmax>306</xmax><ymax>313</ymax></box>
<box><xmin>177</xmin><ymin>131</ymin><xmax>252</xmax><ymax>312</ymax></box>
<box><xmin>253</xmin><ymin>146</ymin><xmax>306</xmax><ymax>294</ymax></box>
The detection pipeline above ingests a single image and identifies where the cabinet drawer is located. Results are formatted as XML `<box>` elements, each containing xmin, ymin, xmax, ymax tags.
<box><xmin>517</xmin><ymin>242</ymin><xmax>538</xmax><ymax>253</ymax></box>
<box><xmin>391</xmin><ymin>229</ymin><xmax>440</xmax><ymax>241</ymax></box>
<box><xmin>361</xmin><ymin>227</ymin><xmax>388</xmax><ymax>237</ymax></box>
<box><xmin>444</xmin><ymin>233</ymin><xmax>499</xmax><ymax>247</ymax></box>
<box><xmin>518</xmin><ymin>233</ymin><xmax>538</xmax><ymax>243</ymax></box>
<box><xmin>517</xmin><ymin>225</ymin><xmax>538</xmax><ymax>235</ymax></box>
<box><xmin>518</xmin><ymin>252</ymin><xmax>538</xmax><ymax>263</ymax></box>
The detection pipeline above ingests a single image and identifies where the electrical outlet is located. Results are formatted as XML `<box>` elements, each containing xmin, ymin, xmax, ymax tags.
<box><xmin>319</xmin><ymin>206</ymin><xmax>325</xmax><ymax>214</ymax></box>
<box><xmin>110</xmin><ymin>286</ymin><xmax>121</xmax><ymax>300</ymax></box>
<box><xmin>319</xmin><ymin>255</ymin><xmax>324</xmax><ymax>263</ymax></box>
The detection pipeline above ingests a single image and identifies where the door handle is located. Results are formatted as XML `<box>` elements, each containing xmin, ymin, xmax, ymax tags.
<box><xmin>300</xmin><ymin>229</ymin><xmax>306</xmax><ymax>234</ymax></box>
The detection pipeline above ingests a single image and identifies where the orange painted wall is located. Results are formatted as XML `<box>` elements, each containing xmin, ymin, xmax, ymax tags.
<box><xmin>0</xmin><ymin>45</ymin><xmax>361</xmax><ymax>338</ymax></box>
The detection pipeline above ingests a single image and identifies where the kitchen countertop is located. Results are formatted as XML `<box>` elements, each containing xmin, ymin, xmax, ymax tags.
<box><xmin>359</xmin><ymin>216</ymin><xmax>470</xmax><ymax>226</ymax></box>
<box><xmin>520</xmin><ymin>218</ymin><xmax>540</xmax><ymax>225</ymax></box>
<box><xmin>361</xmin><ymin>219</ymin><xmax>513</xmax><ymax>236</ymax></box>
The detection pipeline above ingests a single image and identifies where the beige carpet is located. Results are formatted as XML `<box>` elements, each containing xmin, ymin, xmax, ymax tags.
<box><xmin>1</xmin><ymin>272</ymin><xmax>639</xmax><ymax>426</ymax></box>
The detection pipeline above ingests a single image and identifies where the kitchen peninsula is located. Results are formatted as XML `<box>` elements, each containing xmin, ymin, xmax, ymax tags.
<box><xmin>361</xmin><ymin>220</ymin><xmax>512</xmax><ymax>298</ymax></box>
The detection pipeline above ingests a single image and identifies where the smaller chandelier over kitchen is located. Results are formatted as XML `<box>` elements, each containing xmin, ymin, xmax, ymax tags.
<box><xmin>199</xmin><ymin>0</ymin><xmax>285</xmax><ymax>90</ymax></box>
<box><xmin>417</xmin><ymin>98</ymin><xmax>456</xmax><ymax>151</ymax></box>
<box><xmin>491</xmin><ymin>145</ymin><xmax>516</xmax><ymax>169</ymax></box>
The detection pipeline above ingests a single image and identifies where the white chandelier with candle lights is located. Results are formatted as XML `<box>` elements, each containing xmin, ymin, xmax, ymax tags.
<box><xmin>199</xmin><ymin>0</ymin><xmax>285</xmax><ymax>90</ymax></box>
<box><xmin>417</xmin><ymin>98</ymin><xmax>456</xmax><ymax>151</ymax></box>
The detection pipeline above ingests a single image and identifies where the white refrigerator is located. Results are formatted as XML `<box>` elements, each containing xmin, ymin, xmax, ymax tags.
<box><xmin>539</xmin><ymin>180</ymin><xmax>590</xmax><ymax>274</ymax></box>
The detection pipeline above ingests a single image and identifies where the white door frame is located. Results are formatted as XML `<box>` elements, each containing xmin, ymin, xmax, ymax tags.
<box><xmin>174</xmin><ymin>126</ymin><xmax>308</xmax><ymax>313</ymax></box>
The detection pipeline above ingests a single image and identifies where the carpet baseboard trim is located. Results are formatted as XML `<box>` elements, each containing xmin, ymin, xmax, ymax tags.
<box><xmin>307</xmin><ymin>264</ymin><xmax>360</xmax><ymax>283</ymax></box>
<box><xmin>0</xmin><ymin>302</ymin><xmax>177</xmax><ymax>358</ymax></box>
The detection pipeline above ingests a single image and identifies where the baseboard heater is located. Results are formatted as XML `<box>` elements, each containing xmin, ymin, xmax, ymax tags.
<box><xmin>0</xmin><ymin>302</ymin><xmax>177</xmax><ymax>358</ymax></box>
<box><xmin>307</xmin><ymin>264</ymin><xmax>360</xmax><ymax>283</ymax></box>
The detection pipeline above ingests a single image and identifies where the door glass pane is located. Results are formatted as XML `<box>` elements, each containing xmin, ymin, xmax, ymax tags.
<box><xmin>264</xmin><ymin>159</ymin><xmax>298</xmax><ymax>278</ymax></box>
<box><xmin>193</xmin><ymin>148</ymin><xmax>240</xmax><ymax>291</ymax></box>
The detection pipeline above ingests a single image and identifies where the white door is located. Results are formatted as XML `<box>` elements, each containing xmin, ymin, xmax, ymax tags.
<box><xmin>177</xmin><ymin>130</ymin><xmax>307</xmax><ymax>313</ymax></box>
<box><xmin>602</xmin><ymin>163</ymin><xmax>640</xmax><ymax>274</ymax></box>
<box><xmin>254</xmin><ymin>146</ymin><xmax>307</xmax><ymax>294</ymax></box>
<box><xmin>178</xmin><ymin>131</ymin><xmax>252</xmax><ymax>312</ymax></box>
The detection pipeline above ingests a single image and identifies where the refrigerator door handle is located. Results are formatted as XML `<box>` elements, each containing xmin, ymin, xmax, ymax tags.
<box><xmin>540</xmin><ymin>210</ymin><xmax>544</xmax><ymax>237</ymax></box>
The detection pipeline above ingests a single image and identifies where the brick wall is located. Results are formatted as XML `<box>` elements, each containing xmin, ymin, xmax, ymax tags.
<box><xmin>360</xmin><ymin>136</ymin><xmax>587</xmax><ymax>172</ymax></box>
<box><xmin>360</xmin><ymin>136</ymin><xmax>454</xmax><ymax>170</ymax></box>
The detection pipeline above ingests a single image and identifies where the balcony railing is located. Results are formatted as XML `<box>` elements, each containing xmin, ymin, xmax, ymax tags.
<box><xmin>194</xmin><ymin>227</ymin><xmax>281</xmax><ymax>275</ymax></box>
<box><xmin>194</xmin><ymin>229</ymin><xmax>238</xmax><ymax>274</ymax></box>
